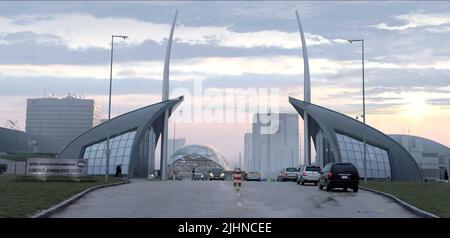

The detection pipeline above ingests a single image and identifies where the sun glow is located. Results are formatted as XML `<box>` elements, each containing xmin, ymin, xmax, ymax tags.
<box><xmin>404</xmin><ymin>94</ymin><xmax>428</xmax><ymax>120</ymax></box>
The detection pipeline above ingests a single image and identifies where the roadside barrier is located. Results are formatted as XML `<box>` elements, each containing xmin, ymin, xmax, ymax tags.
<box><xmin>233</xmin><ymin>168</ymin><xmax>242</xmax><ymax>192</ymax></box>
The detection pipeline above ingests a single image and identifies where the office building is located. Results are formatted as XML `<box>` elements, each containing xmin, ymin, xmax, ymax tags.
<box><xmin>26</xmin><ymin>95</ymin><xmax>101</xmax><ymax>152</ymax></box>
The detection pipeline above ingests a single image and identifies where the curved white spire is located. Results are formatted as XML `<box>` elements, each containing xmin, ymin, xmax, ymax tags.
<box><xmin>162</xmin><ymin>10</ymin><xmax>178</xmax><ymax>101</ymax></box>
<box><xmin>295</xmin><ymin>10</ymin><xmax>311</xmax><ymax>103</ymax></box>
<box><xmin>161</xmin><ymin>10</ymin><xmax>178</xmax><ymax>180</ymax></box>
<box><xmin>295</xmin><ymin>10</ymin><xmax>312</xmax><ymax>165</ymax></box>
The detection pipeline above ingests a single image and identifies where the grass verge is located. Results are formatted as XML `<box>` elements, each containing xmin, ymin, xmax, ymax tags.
<box><xmin>364</xmin><ymin>180</ymin><xmax>450</xmax><ymax>218</ymax></box>
<box><xmin>0</xmin><ymin>175</ymin><xmax>123</xmax><ymax>218</ymax></box>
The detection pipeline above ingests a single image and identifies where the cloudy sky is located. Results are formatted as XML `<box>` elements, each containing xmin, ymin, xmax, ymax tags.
<box><xmin>1</xmin><ymin>1</ymin><xmax>450</xmax><ymax>164</ymax></box>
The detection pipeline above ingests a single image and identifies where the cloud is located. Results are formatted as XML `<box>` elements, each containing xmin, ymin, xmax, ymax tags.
<box><xmin>426</xmin><ymin>98</ymin><xmax>450</xmax><ymax>107</ymax></box>
<box><xmin>0</xmin><ymin>12</ymin><xmax>346</xmax><ymax>50</ymax></box>
<box><xmin>333</xmin><ymin>102</ymin><xmax>406</xmax><ymax>116</ymax></box>
<box><xmin>4</xmin><ymin>54</ymin><xmax>450</xmax><ymax>84</ymax></box>
<box><xmin>0</xmin><ymin>56</ymin><xmax>354</xmax><ymax>81</ymax></box>
<box><xmin>370</xmin><ymin>11</ymin><xmax>450</xmax><ymax>31</ymax></box>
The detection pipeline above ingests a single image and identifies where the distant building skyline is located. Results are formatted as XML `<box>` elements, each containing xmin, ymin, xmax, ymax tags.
<box><xmin>245</xmin><ymin>113</ymin><xmax>300</xmax><ymax>177</ymax></box>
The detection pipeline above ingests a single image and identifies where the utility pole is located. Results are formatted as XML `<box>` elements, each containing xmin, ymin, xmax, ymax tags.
<box><xmin>106</xmin><ymin>34</ymin><xmax>128</xmax><ymax>182</ymax></box>
<box><xmin>348</xmin><ymin>39</ymin><xmax>366</xmax><ymax>183</ymax></box>
<box><xmin>258</xmin><ymin>143</ymin><xmax>261</xmax><ymax>173</ymax></box>
<box><xmin>291</xmin><ymin>149</ymin><xmax>294</xmax><ymax>167</ymax></box>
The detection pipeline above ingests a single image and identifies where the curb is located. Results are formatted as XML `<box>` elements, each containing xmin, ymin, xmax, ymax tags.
<box><xmin>359</xmin><ymin>186</ymin><xmax>439</xmax><ymax>218</ymax></box>
<box><xmin>32</xmin><ymin>180</ymin><xmax>130</xmax><ymax>218</ymax></box>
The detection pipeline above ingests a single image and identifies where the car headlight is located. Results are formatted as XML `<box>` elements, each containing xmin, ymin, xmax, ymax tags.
<box><xmin>220</xmin><ymin>173</ymin><xmax>225</xmax><ymax>177</ymax></box>
<box><xmin>210</xmin><ymin>173</ymin><xmax>214</xmax><ymax>177</ymax></box>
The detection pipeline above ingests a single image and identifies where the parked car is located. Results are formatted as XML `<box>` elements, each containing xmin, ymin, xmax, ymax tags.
<box><xmin>246</xmin><ymin>171</ymin><xmax>261</xmax><ymax>181</ymax></box>
<box><xmin>318</xmin><ymin>163</ymin><xmax>359</xmax><ymax>192</ymax></box>
<box><xmin>193</xmin><ymin>171</ymin><xmax>206</xmax><ymax>180</ymax></box>
<box><xmin>223</xmin><ymin>171</ymin><xmax>233</xmax><ymax>180</ymax></box>
<box><xmin>297</xmin><ymin>165</ymin><xmax>321</xmax><ymax>185</ymax></box>
<box><xmin>208</xmin><ymin>168</ymin><xmax>225</xmax><ymax>180</ymax></box>
<box><xmin>282</xmin><ymin>167</ymin><xmax>299</xmax><ymax>182</ymax></box>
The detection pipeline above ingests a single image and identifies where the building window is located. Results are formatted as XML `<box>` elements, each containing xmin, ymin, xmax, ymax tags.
<box><xmin>336</xmin><ymin>132</ymin><xmax>391</xmax><ymax>179</ymax></box>
<box><xmin>83</xmin><ymin>130</ymin><xmax>136</xmax><ymax>175</ymax></box>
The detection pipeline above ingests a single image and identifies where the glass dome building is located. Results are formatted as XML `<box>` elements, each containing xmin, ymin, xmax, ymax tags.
<box><xmin>167</xmin><ymin>144</ymin><xmax>230</xmax><ymax>179</ymax></box>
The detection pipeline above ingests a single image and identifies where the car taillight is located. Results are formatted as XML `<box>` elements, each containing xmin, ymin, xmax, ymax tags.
<box><xmin>327</xmin><ymin>172</ymin><xmax>333</xmax><ymax>178</ymax></box>
<box><xmin>303</xmin><ymin>172</ymin><xmax>307</xmax><ymax>176</ymax></box>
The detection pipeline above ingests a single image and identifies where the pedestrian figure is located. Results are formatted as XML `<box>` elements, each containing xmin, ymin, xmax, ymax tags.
<box><xmin>115</xmin><ymin>164</ymin><xmax>122</xmax><ymax>179</ymax></box>
<box><xmin>444</xmin><ymin>169</ymin><xmax>449</xmax><ymax>183</ymax></box>
<box><xmin>172</xmin><ymin>170</ymin><xmax>177</xmax><ymax>180</ymax></box>
<box><xmin>192</xmin><ymin>167</ymin><xmax>196</xmax><ymax>181</ymax></box>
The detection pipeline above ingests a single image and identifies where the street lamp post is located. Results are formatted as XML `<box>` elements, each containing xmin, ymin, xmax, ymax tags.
<box><xmin>258</xmin><ymin>144</ymin><xmax>261</xmax><ymax>173</ymax></box>
<box><xmin>239</xmin><ymin>153</ymin><xmax>241</xmax><ymax>169</ymax></box>
<box><xmin>348</xmin><ymin>39</ymin><xmax>367</xmax><ymax>183</ymax></box>
<box><xmin>258</xmin><ymin>143</ymin><xmax>262</xmax><ymax>174</ymax></box>
<box><xmin>105</xmin><ymin>35</ymin><xmax>128</xmax><ymax>183</ymax></box>
<box><xmin>291</xmin><ymin>149</ymin><xmax>294</xmax><ymax>167</ymax></box>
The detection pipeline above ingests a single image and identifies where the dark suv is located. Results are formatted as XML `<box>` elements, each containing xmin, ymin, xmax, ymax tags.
<box><xmin>318</xmin><ymin>163</ymin><xmax>359</xmax><ymax>192</ymax></box>
<box><xmin>208</xmin><ymin>168</ymin><xmax>225</xmax><ymax>180</ymax></box>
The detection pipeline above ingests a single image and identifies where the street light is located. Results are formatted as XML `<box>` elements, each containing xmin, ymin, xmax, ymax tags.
<box><xmin>105</xmin><ymin>35</ymin><xmax>128</xmax><ymax>182</ymax></box>
<box><xmin>258</xmin><ymin>142</ymin><xmax>263</xmax><ymax>174</ymax></box>
<box><xmin>348</xmin><ymin>39</ymin><xmax>367</xmax><ymax>183</ymax></box>
<box><xmin>291</xmin><ymin>149</ymin><xmax>294</xmax><ymax>167</ymax></box>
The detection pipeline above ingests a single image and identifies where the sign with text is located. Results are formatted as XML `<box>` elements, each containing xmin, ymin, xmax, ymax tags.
<box><xmin>25</xmin><ymin>158</ymin><xmax>88</xmax><ymax>177</ymax></box>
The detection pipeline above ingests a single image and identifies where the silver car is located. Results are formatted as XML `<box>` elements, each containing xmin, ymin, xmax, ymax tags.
<box><xmin>297</xmin><ymin>165</ymin><xmax>321</xmax><ymax>185</ymax></box>
<box><xmin>246</xmin><ymin>171</ymin><xmax>261</xmax><ymax>181</ymax></box>
<box><xmin>282</xmin><ymin>167</ymin><xmax>299</xmax><ymax>182</ymax></box>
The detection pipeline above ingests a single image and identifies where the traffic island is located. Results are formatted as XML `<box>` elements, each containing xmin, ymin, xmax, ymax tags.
<box><xmin>361</xmin><ymin>180</ymin><xmax>450</xmax><ymax>218</ymax></box>
<box><xmin>0</xmin><ymin>175</ymin><xmax>127</xmax><ymax>218</ymax></box>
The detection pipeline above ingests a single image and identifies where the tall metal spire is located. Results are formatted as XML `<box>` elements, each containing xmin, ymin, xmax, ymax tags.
<box><xmin>160</xmin><ymin>10</ymin><xmax>178</xmax><ymax>180</ymax></box>
<box><xmin>295</xmin><ymin>10</ymin><xmax>310</xmax><ymax>103</ymax></box>
<box><xmin>162</xmin><ymin>10</ymin><xmax>178</xmax><ymax>101</ymax></box>
<box><xmin>295</xmin><ymin>10</ymin><xmax>311</xmax><ymax>165</ymax></box>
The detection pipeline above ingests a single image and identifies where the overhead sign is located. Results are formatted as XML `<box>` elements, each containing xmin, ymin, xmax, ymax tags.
<box><xmin>25</xmin><ymin>158</ymin><xmax>88</xmax><ymax>177</ymax></box>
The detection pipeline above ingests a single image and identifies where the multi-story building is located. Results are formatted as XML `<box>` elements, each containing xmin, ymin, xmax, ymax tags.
<box><xmin>245</xmin><ymin>113</ymin><xmax>300</xmax><ymax>178</ymax></box>
<box><xmin>26</xmin><ymin>95</ymin><xmax>101</xmax><ymax>152</ymax></box>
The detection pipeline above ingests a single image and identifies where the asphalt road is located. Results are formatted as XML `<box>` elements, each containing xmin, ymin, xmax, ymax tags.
<box><xmin>51</xmin><ymin>179</ymin><xmax>417</xmax><ymax>218</ymax></box>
